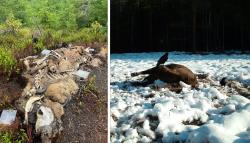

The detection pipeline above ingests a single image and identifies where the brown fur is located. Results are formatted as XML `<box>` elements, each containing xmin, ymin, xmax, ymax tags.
<box><xmin>91</xmin><ymin>58</ymin><xmax>103</xmax><ymax>67</ymax></box>
<box><xmin>98</xmin><ymin>46</ymin><xmax>108</xmax><ymax>58</ymax></box>
<box><xmin>45</xmin><ymin>78</ymin><xmax>79</xmax><ymax>104</ymax></box>
<box><xmin>43</xmin><ymin>99</ymin><xmax>64</xmax><ymax>120</ymax></box>
<box><xmin>58</xmin><ymin>59</ymin><xmax>74</xmax><ymax>72</ymax></box>
<box><xmin>131</xmin><ymin>53</ymin><xmax>198</xmax><ymax>88</ymax></box>
<box><xmin>158</xmin><ymin>64</ymin><xmax>197</xmax><ymax>87</ymax></box>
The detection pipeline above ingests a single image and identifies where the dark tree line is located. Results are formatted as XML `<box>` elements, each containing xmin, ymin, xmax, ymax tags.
<box><xmin>111</xmin><ymin>0</ymin><xmax>250</xmax><ymax>53</ymax></box>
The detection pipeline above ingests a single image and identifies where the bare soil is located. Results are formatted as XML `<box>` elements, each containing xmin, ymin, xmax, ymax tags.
<box><xmin>56</xmin><ymin>62</ymin><xmax>107</xmax><ymax>143</ymax></box>
<box><xmin>0</xmin><ymin>76</ymin><xmax>23</xmax><ymax>110</ymax></box>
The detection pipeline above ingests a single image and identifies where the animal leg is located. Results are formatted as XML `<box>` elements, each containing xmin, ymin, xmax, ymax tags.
<box><xmin>131</xmin><ymin>75</ymin><xmax>156</xmax><ymax>86</ymax></box>
<box><xmin>131</xmin><ymin>67</ymin><xmax>158</xmax><ymax>77</ymax></box>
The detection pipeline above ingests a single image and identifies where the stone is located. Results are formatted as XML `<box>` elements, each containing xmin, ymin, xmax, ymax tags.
<box><xmin>0</xmin><ymin>110</ymin><xmax>17</xmax><ymax>125</ymax></box>
<box><xmin>72</xmin><ymin>70</ymin><xmax>90</xmax><ymax>79</ymax></box>
<box><xmin>41</xmin><ymin>49</ymin><xmax>51</xmax><ymax>55</ymax></box>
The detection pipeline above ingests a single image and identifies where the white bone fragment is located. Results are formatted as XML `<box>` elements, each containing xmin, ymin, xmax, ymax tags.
<box><xmin>35</xmin><ymin>106</ymin><xmax>54</xmax><ymax>132</ymax></box>
<box><xmin>85</xmin><ymin>47</ymin><xmax>95</xmax><ymax>53</ymax></box>
<box><xmin>24</xmin><ymin>96</ymin><xmax>43</xmax><ymax>124</ymax></box>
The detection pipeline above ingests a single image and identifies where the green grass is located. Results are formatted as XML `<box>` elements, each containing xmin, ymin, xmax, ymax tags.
<box><xmin>0</xmin><ymin>47</ymin><xmax>17</xmax><ymax>76</ymax></box>
<box><xmin>0</xmin><ymin>129</ymin><xmax>27</xmax><ymax>143</ymax></box>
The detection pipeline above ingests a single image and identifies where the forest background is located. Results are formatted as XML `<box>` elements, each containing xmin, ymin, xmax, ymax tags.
<box><xmin>0</xmin><ymin>0</ymin><xmax>107</xmax><ymax>77</ymax></box>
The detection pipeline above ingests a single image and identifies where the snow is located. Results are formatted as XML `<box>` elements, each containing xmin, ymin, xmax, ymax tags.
<box><xmin>110</xmin><ymin>52</ymin><xmax>250</xmax><ymax>143</ymax></box>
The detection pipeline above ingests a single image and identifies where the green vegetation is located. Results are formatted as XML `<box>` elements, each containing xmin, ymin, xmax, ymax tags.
<box><xmin>0</xmin><ymin>129</ymin><xmax>27</xmax><ymax>143</ymax></box>
<box><xmin>0</xmin><ymin>0</ymin><xmax>107</xmax><ymax>78</ymax></box>
<box><xmin>83</xmin><ymin>75</ymin><xmax>98</xmax><ymax>97</ymax></box>
<box><xmin>0</xmin><ymin>95</ymin><xmax>14</xmax><ymax>110</ymax></box>
<box><xmin>82</xmin><ymin>75</ymin><xmax>106</xmax><ymax>113</ymax></box>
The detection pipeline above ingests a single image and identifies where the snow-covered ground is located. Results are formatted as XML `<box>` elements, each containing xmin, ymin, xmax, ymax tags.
<box><xmin>110</xmin><ymin>52</ymin><xmax>250</xmax><ymax>143</ymax></box>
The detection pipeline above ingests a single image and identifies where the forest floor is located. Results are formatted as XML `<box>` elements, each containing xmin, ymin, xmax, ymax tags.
<box><xmin>0</xmin><ymin>45</ymin><xmax>107</xmax><ymax>143</ymax></box>
<box><xmin>56</xmin><ymin>57</ymin><xmax>108</xmax><ymax>143</ymax></box>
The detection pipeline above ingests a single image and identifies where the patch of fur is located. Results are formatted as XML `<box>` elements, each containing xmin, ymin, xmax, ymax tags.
<box><xmin>97</xmin><ymin>46</ymin><xmax>108</xmax><ymax>58</ymax></box>
<box><xmin>58</xmin><ymin>59</ymin><xmax>74</xmax><ymax>72</ymax></box>
<box><xmin>45</xmin><ymin>77</ymin><xmax>79</xmax><ymax>104</ymax></box>
<box><xmin>91</xmin><ymin>58</ymin><xmax>102</xmax><ymax>67</ymax></box>
<box><xmin>43</xmin><ymin>99</ymin><xmax>64</xmax><ymax>120</ymax></box>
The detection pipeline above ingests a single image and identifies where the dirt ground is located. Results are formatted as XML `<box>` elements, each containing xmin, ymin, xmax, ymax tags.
<box><xmin>0</xmin><ymin>48</ymin><xmax>108</xmax><ymax>143</ymax></box>
<box><xmin>56</xmin><ymin>61</ymin><xmax>108</xmax><ymax>143</ymax></box>
<box><xmin>0</xmin><ymin>76</ymin><xmax>24</xmax><ymax>110</ymax></box>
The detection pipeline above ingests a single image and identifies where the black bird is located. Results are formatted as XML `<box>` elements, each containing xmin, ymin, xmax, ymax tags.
<box><xmin>156</xmin><ymin>52</ymin><xmax>168</xmax><ymax>66</ymax></box>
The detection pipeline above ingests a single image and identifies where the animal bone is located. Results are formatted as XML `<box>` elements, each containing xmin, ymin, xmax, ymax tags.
<box><xmin>22</xmin><ymin>80</ymin><xmax>35</xmax><ymax>96</ymax></box>
<box><xmin>34</xmin><ymin>54</ymin><xmax>49</xmax><ymax>66</ymax></box>
<box><xmin>35</xmin><ymin>106</ymin><xmax>54</xmax><ymax>134</ymax></box>
<box><xmin>24</xmin><ymin>96</ymin><xmax>43</xmax><ymax>124</ymax></box>
<box><xmin>46</xmin><ymin>73</ymin><xmax>69</xmax><ymax>82</ymax></box>
<box><xmin>17</xmin><ymin>45</ymin><xmax>99</xmax><ymax>142</ymax></box>
<box><xmin>49</xmin><ymin>65</ymin><xmax>58</xmax><ymax>73</ymax></box>
<box><xmin>50</xmin><ymin>50</ymin><xmax>62</xmax><ymax>58</ymax></box>
<box><xmin>29</xmin><ymin>61</ymin><xmax>48</xmax><ymax>74</ymax></box>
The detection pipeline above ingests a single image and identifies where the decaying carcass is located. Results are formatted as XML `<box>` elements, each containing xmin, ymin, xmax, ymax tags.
<box><xmin>131</xmin><ymin>52</ymin><xmax>198</xmax><ymax>88</ymax></box>
<box><xmin>15</xmin><ymin>45</ymin><xmax>106</xmax><ymax>143</ymax></box>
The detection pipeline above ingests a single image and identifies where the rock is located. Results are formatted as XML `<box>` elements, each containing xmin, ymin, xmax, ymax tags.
<box><xmin>0</xmin><ymin>110</ymin><xmax>17</xmax><ymax>125</ymax></box>
<box><xmin>41</xmin><ymin>49</ymin><xmax>51</xmax><ymax>55</ymax></box>
<box><xmin>72</xmin><ymin>70</ymin><xmax>90</xmax><ymax>79</ymax></box>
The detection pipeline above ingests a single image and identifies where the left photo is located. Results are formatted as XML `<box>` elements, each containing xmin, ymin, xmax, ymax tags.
<box><xmin>0</xmin><ymin>0</ymin><xmax>107</xmax><ymax>143</ymax></box>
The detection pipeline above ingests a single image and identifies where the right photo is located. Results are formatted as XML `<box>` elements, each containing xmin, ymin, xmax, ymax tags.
<box><xmin>110</xmin><ymin>0</ymin><xmax>250</xmax><ymax>143</ymax></box>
